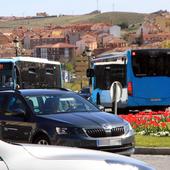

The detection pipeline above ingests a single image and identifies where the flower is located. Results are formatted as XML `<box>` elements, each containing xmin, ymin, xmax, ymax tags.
<box><xmin>119</xmin><ymin>110</ymin><xmax>170</xmax><ymax>136</ymax></box>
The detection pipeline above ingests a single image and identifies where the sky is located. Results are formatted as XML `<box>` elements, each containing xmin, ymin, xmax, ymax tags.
<box><xmin>0</xmin><ymin>0</ymin><xmax>170</xmax><ymax>16</ymax></box>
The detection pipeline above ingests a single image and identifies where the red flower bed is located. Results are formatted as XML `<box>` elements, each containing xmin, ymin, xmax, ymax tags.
<box><xmin>119</xmin><ymin>111</ymin><xmax>170</xmax><ymax>136</ymax></box>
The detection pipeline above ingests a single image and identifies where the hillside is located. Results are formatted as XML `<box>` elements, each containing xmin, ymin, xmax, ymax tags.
<box><xmin>0</xmin><ymin>11</ymin><xmax>147</xmax><ymax>29</ymax></box>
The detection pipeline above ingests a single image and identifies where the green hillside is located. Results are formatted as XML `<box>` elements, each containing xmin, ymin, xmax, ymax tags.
<box><xmin>0</xmin><ymin>12</ymin><xmax>147</xmax><ymax>29</ymax></box>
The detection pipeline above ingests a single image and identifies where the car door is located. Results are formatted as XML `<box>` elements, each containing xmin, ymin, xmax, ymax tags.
<box><xmin>0</xmin><ymin>93</ymin><xmax>35</xmax><ymax>143</ymax></box>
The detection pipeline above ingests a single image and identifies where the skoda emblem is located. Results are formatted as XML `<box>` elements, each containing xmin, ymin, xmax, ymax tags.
<box><xmin>103</xmin><ymin>124</ymin><xmax>112</xmax><ymax>133</ymax></box>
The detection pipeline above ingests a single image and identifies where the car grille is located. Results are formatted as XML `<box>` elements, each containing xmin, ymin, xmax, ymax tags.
<box><xmin>85</xmin><ymin>126</ymin><xmax>124</xmax><ymax>138</ymax></box>
<box><xmin>111</xmin><ymin>127</ymin><xmax>124</xmax><ymax>136</ymax></box>
<box><xmin>85</xmin><ymin>128</ymin><xmax>106</xmax><ymax>138</ymax></box>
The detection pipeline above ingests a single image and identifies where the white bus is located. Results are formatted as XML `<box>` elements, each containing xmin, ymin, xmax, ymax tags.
<box><xmin>0</xmin><ymin>57</ymin><xmax>63</xmax><ymax>90</ymax></box>
<box><xmin>89</xmin><ymin>53</ymin><xmax>127</xmax><ymax>111</ymax></box>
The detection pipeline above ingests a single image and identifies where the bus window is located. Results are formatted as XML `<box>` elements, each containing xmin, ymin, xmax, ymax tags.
<box><xmin>28</xmin><ymin>68</ymin><xmax>36</xmax><ymax>74</ymax></box>
<box><xmin>94</xmin><ymin>65</ymin><xmax>105</xmax><ymax>90</ymax></box>
<box><xmin>14</xmin><ymin>66</ymin><xmax>21</xmax><ymax>89</ymax></box>
<box><xmin>0</xmin><ymin>63</ymin><xmax>14</xmax><ymax>89</ymax></box>
<box><xmin>56</xmin><ymin>65</ymin><xmax>62</xmax><ymax>88</ymax></box>
<box><xmin>46</xmin><ymin>68</ymin><xmax>54</xmax><ymax>75</ymax></box>
<box><xmin>132</xmin><ymin>50</ymin><xmax>170</xmax><ymax>77</ymax></box>
<box><xmin>94</xmin><ymin>64</ymin><xmax>126</xmax><ymax>90</ymax></box>
<box><xmin>43</xmin><ymin>64</ymin><xmax>57</xmax><ymax>88</ymax></box>
<box><xmin>21</xmin><ymin>62</ymin><xmax>39</xmax><ymax>88</ymax></box>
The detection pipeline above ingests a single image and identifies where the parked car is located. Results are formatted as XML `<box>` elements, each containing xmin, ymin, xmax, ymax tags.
<box><xmin>0</xmin><ymin>89</ymin><xmax>134</xmax><ymax>155</ymax></box>
<box><xmin>78</xmin><ymin>86</ymin><xmax>91</xmax><ymax>99</ymax></box>
<box><xmin>0</xmin><ymin>140</ymin><xmax>154</xmax><ymax>170</ymax></box>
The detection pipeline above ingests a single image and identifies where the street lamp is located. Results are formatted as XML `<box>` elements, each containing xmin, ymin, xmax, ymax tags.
<box><xmin>85</xmin><ymin>47</ymin><xmax>92</xmax><ymax>69</ymax></box>
<box><xmin>83</xmin><ymin>46</ymin><xmax>92</xmax><ymax>87</ymax></box>
<box><xmin>13</xmin><ymin>37</ymin><xmax>19</xmax><ymax>56</ymax></box>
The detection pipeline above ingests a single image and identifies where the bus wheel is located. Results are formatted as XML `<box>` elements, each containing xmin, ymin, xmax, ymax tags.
<box><xmin>96</xmin><ymin>93</ymin><xmax>101</xmax><ymax>105</ymax></box>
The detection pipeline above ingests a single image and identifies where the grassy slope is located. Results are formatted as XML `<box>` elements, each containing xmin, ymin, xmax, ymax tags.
<box><xmin>0</xmin><ymin>12</ymin><xmax>147</xmax><ymax>29</ymax></box>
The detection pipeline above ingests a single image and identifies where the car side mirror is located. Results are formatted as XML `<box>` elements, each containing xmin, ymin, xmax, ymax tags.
<box><xmin>98</xmin><ymin>105</ymin><xmax>105</xmax><ymax>112</ymax></box>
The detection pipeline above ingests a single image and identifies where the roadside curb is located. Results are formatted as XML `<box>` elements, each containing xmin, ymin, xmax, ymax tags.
<box><xmin>135</xmin><ymin>147</ymin><xmax>170</xmax><ymax>155</ymax></box>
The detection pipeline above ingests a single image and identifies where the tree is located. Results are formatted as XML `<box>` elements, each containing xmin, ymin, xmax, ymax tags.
<box><xmin>118</xmin><ymin>22</ymin><xmax>129</xmax><ymax>29</ymax></box>
<box><xmin>161</xmin><ymin>40</ymin><xmax>170</xmax><ymax>48</ymax></box>
<box><xmin>65</xmin><ymin>63</ymin><xmax>74</xmax><ymax>72</ymax></box>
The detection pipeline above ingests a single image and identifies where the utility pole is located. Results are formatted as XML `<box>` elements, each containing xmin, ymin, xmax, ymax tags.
<box><xmin>97</xmin><ymin>0</ymin><xmax>99</xmax><ymax>11</ymax></box>
<box><xmin>112</xmin><ymin>0</ymin><xmax>115</xmax><ymax>11</ymax></box>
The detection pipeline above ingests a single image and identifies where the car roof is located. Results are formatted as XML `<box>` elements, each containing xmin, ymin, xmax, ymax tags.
<box><xmin>0</xmin><ymin>89</ymin><xmax>73</xmax><ymax>96</ymax></box>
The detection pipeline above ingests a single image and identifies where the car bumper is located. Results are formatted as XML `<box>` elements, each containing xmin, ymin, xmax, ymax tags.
<box><xmin>51</xmin><ymin>133</ymin><xmax>135</xmax><ymax>156</ymax></box>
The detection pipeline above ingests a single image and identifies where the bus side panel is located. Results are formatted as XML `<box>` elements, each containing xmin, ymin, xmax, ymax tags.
<box><xmin>127</xmin><ymin>50</ymin><xmax>170</xmax><ymax>108</ymax></box>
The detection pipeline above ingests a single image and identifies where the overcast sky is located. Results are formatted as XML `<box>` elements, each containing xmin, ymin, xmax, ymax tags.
<box><xmin>1</xmin><ymin>0</ymin><xmax>170</xmax><ymax>16</ymax></box>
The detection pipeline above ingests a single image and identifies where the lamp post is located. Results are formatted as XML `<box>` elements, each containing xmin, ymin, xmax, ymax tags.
<box><xmin>13</xmin><ymin>37</ymin><xmax>19</xmax><ymax>56</ymax></box>
<box><xmin>83</xmin><ymin>46</ymin><xmax>92</xmax><ymax>87</ymax></box>
<box><xmin>85</xmin><ymin>47</ymin><xmax>92</xmax><ymax>70</ymax></box>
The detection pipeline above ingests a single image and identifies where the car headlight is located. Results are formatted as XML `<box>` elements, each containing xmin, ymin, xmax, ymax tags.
<box><xmin>124</xmin><ymin>121</ymin><xmax>133</xmax><ymax>134</ymax></box>
<box><xmin>56</xmin><ymin>127</ymin><xmax>68</xmax><ymax>135</ymax></box>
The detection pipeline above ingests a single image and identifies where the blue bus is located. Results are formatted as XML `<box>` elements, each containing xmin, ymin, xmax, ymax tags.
<box><xmin>88</xmin><ymin>48</ymin><xmax>170</xmax><ymax>112</ymax></box>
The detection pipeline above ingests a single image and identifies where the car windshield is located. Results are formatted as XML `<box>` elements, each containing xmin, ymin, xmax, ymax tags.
<box><xmin>25</xmin><ymin>92</ymin><xmax>99</xmax><ymax>115</ymax></box>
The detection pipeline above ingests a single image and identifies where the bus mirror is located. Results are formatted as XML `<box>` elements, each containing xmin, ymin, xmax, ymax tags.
<box><xmin>86</xmin><ymin>69</ymin><xmax>94</xmax><ymax>77</ymax></box>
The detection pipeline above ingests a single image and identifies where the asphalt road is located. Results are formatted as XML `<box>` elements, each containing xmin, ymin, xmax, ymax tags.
<box><xmin>132</xmin><ymin>154</ymin><xmax>170</xmax><ymax>170</ymax></box>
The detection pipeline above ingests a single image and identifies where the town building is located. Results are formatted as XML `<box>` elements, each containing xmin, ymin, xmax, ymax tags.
<box><xmin>33</xmin><ymin>42</ymin><xmax>76</xmax><ymax>63</ymax></box>
<box><xmin>24</xmin><ymin>34</ymin><xmax>66</xmax><ymax>49</ymax></box>
<box><xmin>76</xmin><ymin>33</ymin><xmax>98</xmax><ymax>55</ymax></box>
<box><xmin>109</xmin><ymin>25</ymin><xmax>121</xmax><ymax>38</ymax></box>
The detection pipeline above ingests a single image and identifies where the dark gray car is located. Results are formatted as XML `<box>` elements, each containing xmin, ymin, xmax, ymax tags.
<box><xmin>0</xmin><ymin>89</ymin><xmax>134</xmax><ymax>155</ymax></box>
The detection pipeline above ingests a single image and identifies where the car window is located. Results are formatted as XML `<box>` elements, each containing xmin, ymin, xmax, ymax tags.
<box><xmin>25</xmin><ymin>92</ymin><xmax>99</xmax><ymax>115</ymax></box>
<box><xmin>25</xmin><ymin>96</ymin><xmax>44</xmax><ymax>115</ymax></box>
<box><xmin>4</xmin><ymin>95</ymin><xmax>26</xmax><ymax>116</ymax></box>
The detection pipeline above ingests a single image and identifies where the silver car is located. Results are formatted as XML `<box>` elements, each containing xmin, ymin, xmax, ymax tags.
<box><xmin>0</xmin><ymin>140</ymin><xmax>154</xmax><ymax>170</ymax></box>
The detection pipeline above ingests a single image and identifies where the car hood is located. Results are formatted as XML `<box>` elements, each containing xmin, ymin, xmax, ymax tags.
<box><xmin>21</xmin><ymin>144</ymin><xmax>153</xmax><ymax>170</ymax></box>
<box><xmin>0</xmin><ymin>140</ymin><xmax>154</xmax><ymax>170</ymax></box>
<box><xmin>38</xmin><ymin>112</ymin><xmax>124</xmax><ymax>128</ymax></box>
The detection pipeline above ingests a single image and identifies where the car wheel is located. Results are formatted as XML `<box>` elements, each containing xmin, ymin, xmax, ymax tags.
<box><xmin>33</xmin><ymin>135</ymin><xmax>50</xmax><ymax>145</ymax></box>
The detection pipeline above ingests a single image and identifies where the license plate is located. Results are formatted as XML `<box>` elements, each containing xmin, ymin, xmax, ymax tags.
<box><xmin>97</xmin><ymin>139</ymin><xmax>121</xmax><ymax>147</ymax></box>
<box><xmin>150</xmin><ymin>98</ymin><xmax>161</xmax><ymax>101</ymax></box>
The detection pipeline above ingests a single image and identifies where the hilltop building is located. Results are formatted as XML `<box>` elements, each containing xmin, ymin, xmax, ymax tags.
<box><xmin>109</xmin><ymin>25</ymin><xmax>121</xmax><ymax>38</ymax></box>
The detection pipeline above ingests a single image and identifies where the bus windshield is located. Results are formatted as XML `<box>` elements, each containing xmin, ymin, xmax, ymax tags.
<box><xmin>94</xmin><ymin>64</ymin><xmax>126</xmax><ymax>90</ymax></box>
<box><xmin>0</xmin><ymin>63</ymin><xmax>14</xmax><ymax>90</ymax></box>
<box><xmin>132</xmin><ymin>50</ymin><xmax>170</xmax><ymax>77</ymax></box>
